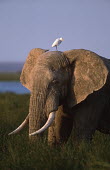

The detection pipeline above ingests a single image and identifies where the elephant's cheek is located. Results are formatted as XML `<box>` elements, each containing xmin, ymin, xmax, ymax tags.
<box><xmin>45</xmin><ymin>95</ymin><xmax>59</xmax><ymax>117</ymax></box>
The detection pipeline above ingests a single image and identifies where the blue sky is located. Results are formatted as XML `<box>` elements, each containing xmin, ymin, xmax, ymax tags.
<box><xmin>0</xmin><ymin>0</ymin><xmax>110</xmax><ymax>62</ymax></box>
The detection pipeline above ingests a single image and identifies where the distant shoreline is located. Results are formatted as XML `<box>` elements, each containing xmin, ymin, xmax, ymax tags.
<box><xmin>0</xmin><ymin>62</ymin><xmax>24</xmax><ymax>72</ymax></box>
<box><xmin>0</xmin><ymin>72</ymin><xmax>20</xmax><ymax>81</ymax></box>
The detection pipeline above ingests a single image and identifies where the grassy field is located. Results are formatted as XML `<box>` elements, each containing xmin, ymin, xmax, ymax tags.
<box><xmin>0</xmin><ymin>72</ymin><xmax>20</xmax><ymax>81</ymax></box>
<box><xmin>0</xmin><ymin>93</ymin><xmax>110</xmax><ymax>170</ymax></box>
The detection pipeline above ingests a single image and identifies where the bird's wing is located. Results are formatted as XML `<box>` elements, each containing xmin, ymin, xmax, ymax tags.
<box><xmin>57</xmin><ymin>40</ymin><xmax>62</xmax><ymax>46</ymax></box>
<box><xmin>52</xmin><ymin>38</ymin><xmax>59</xmax><ymax>47</ymax></box>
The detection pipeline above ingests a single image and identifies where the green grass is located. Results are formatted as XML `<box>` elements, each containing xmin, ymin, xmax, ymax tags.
<box><xmin>0</xmin><ymin>93</ymin><xmax>110</xmax><ymax>170</ymax></box>
<box><xmin>0</xmin><ymin>72</ymin><xmax>20</xmax><ymax>81</ymax></box>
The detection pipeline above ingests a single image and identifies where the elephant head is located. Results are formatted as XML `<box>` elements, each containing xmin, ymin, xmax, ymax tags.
<box><xmin>9</xmin><ymin>48</ymin><xmax>108</xmax><ymax>143</ymax></box>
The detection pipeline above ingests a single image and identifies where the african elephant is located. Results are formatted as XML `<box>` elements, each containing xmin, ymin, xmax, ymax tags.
<box><xmin>9</xmin><ymin>48</ymin><xmax>110</xmax><ymax>145</ymax></box>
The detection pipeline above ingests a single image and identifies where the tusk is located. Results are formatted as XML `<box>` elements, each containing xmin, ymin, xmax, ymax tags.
<box><xmin>29</xmin><ymin>112</ymin><xmax>55</xmax><ymax>136</ymax></box>
<box><xmin>8</xmin><ymin>115</ymin><xmax>29</xmax><ymax>135</ymax></box>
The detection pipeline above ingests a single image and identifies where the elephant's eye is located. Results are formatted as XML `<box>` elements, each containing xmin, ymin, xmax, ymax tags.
<box><xmin>52</xmin><ymin>79</ymin><xmax>59</xmax><ymax>84</ymax></box>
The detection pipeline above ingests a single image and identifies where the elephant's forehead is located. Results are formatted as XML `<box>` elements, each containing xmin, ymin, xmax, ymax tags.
<box><xmin>37</xmin><ymin>51</ymin><xmax>63</xmax><ymax>60</ymax></box>
<box><xmin>36</xmin><ymin>51</ymin><xmax>69</xmax><ymax>68</ymax></box>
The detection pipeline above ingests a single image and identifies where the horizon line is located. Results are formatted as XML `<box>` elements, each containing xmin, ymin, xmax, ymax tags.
<box><xmin>0</xmin><ymin>61</ymin><xmax>25</xmax><ymax>63</ymax></box>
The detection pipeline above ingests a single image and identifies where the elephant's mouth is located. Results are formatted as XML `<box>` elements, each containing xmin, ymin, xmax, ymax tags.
<box><xmin>8</xmin><ymin>110</ymin><xmax>57</xmax><ymax>136</ymax></box>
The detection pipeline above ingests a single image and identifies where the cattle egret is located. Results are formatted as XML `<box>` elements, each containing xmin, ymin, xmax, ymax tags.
<box><xmin>52</xmin><ymin>37</ymin><xmax>64</xmax><ymax>50</ymax></box>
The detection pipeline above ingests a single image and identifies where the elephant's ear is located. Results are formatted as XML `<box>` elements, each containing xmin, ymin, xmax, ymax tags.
<box><xmin>20</xmin><ymin>48</ymin><xmax>48</xmax><ymax>91</ymax></box>
<box><xmin>64</xmin><ymin>49</ymin><xmax>108</xmax><ymax>106</ymax></box>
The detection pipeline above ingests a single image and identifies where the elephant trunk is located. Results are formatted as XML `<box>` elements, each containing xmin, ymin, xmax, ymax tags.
<box><xmin>29</xmin><ymin>77</ymin><xmax>59</xmax><ymax>140</ymax></box>
<box><xmin>29</xmin><ymin>90</ymin><xmax>47</xmax><ymax>139</ymax></box>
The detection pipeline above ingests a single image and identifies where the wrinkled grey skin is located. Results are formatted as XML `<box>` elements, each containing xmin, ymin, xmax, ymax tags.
<box><xmin>19</xmin><ymin>48</ymin><xmax>110</xmax><ymax>145</ymax></box>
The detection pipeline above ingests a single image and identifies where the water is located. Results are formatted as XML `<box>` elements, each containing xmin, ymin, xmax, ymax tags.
<box><xmin>0</xmin><ymin>81</ymin><xmax>30</xmax><ymax>94</ymax></box>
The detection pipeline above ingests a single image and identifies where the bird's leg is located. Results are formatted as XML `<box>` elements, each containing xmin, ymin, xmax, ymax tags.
<box><xmin>56</xmin><ymin>46</ymin><xmax>58</xmax><ymax>51</ymax></box>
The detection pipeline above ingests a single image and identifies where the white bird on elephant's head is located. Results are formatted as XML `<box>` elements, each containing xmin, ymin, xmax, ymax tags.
<box><xmin>51</xmin><ymin>37</ymin><xmax>64</xmax><ymax>51</ymax></box>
